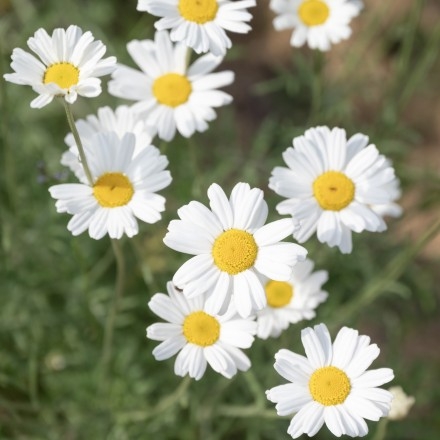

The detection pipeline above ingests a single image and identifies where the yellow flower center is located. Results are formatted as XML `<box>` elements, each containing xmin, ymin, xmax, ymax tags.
<box><xmin>309</xmin><ymin>366</ymin><xmax>351</xmax><ymax>406</ymax></box>
<box><xmin>93</xmin><ymin>172</ymin><xmax>134</xmax><ymax>208</ymax></box>
<box><xmin>265</xmin><ymin>281</ymin><xmax>294</xmax><ymax>308</ymax></box>
<box><xmin>313</xmin><ymin>171</ymin><xmax>355</xmax><ymax>211</ymax></box>
<box><xmin>212</xmin><ymin>229</ymin><xmax>258</xmax><ymax>275</ymax></box>
<box><xmin>43</xmin><ymin>62</ymin><xmax>80</xmax><ymax>89</ymax></box>
<box><xmin>152</xmin><ymin>73</ymin><xmax>192</xmax><ymax>108</ymax></box>
<box><xmin>298</xmin><ymin>0</ymin><xmax>330</xmax><ymax>26</ymax></box>
<box><xmin>183</xmin><ymin>311</ymin><xmax>220</xmax><ymax>346</ymax></box>
<box><xmin>178</xmin><ymin>0</ymin><xmax>219</xmax><ymax>24</ymax></box>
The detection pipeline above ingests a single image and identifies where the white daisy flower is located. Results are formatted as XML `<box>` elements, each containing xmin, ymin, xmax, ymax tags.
<box><xmin>108</xmin><ymin>30</ymin><xmax>234</xmax><ymax>142</ymax></box>
<box><xmin>163</xmin><ymin>182</ymin><xmax>308</xmax><ymax>318</ymax></box>
<box><xmin>62</xmin><ymin>105</ymin><xmax>156</xmax><ymax>183</ymax></box>
<box><xmin>137</xmin><ymin>0</ymin><xmax>256</xmax><ymax>56</ymax></box>
<box><xmin>269</xmin><ymin>126</ymin><xmax>400</xmax><ymax>254</ymax></box>
<box><xmin>256</xmin><ymin>259</ymin><xmax>328</xmax><ymax>340</ymax></box>
<box><xmin>147</xmin><ymin>281</ymin><xmax>257</xmax><ymax>380</ymax></box>
<box><xmin>49</xmin><ymin>131</ymin><xmax>172</xmax><ymax>239</ymax></box>
<box><xmin>4</xmin><ymin>25</ymin><xmax>116</xmax><ymax>108</ymax></box>
<box><xmin>270</xmin><ymin>0</ymin><xmax>361</xmax><ymax>51</ymax></box>
<box><xmin>266</xmin><ymin>323</ymin><xmax>394</xmax><ymax>438</ymax></box>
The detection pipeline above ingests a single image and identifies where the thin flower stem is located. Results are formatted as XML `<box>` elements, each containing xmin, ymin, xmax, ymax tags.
<box><xmin>396</xmin><ymin>0</ymin><xmax>425</xmax><ymax>80</ymax></box>
<box><xmin>243</xmin><ymin>370</ymin><xmax>266</xmax><ymax>408</ymax></box>
<box><xmin>187</xmin><ymin>137</ymin><xmax>203</xmax><ymax>198</ymax></box>
<box><xmin>116</xmin><ymin>376</ymin><xmax>192</xmax><ymax>423</ymax></box>
<box><xmin>372</xmin><ymin>418</ymin><xmax>389</xmax><ymax>440</ymax></box>
<box><xmin>216</xmin><ymin>405</ymin><xmax>281</xmax><ymax>419</ymax></box>
<box><xmin>331</xmin><ymin>216</ymin><xmax>440</xmax><ymax>328</ymax></box>
<box><xmin>62</xmin><ymin>100</ymin><xmax>94</xmax><ymax>186</ymax></box>
<box><xmin>307</xmin><ymin>50</ymin><xmax>325</xmax><ymax>125</ymax></box>
<box><xmin>101</xmin><ymin>239</ymin><xmax>126</xmax><ymax>375</ymax></box>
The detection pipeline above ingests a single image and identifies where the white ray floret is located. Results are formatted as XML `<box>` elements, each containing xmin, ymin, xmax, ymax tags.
<box><xmin>163</xmin><ymin>182</ymin><xmax>308</xmax><ymax>318</ymax></box>
<box><xmin>137</xmin><ymin>0</ymin><xmax>256</xmax><ymax>56</ymax></box>
<box><xmin>49</xmin><ymin>131</ymin><xmax>172</xmax><ymax>240</ymax></box>
<box><xmin>270</xmin><ymin>0</ymin><xmax>362</xmax><ymax>51</ymax></box>
<box><xmin>4</xmin><ymin>25</ymin><xmax>116</xmax><ymax>108</ymax></box>
<box><xmin>269</xmin><ymin>126</ymin><xmax>401</xmax><ymax>254</ymax></box>
<box><xmin>62</xmin><ymin>105</ymin><xmax>156</xmax><ymax>183</ymax></box>
<box><xmin>266</xmin><ymin>323</ymin><xmax>394</xmax><ymax>438</ymax></box>
<box><xmin>256</xmin><ymin>259</ymin><xmax>328</xmax><ymax>339</ymax></box>
<box><xmin>108</xmin><ymin>30</ymin><xmax>234</xmax><ymax>142</ymax></box>
<box><xmin>147</xmin><ymin>282</ymin><xmax>257</xmax><ymax>380</ymax></box>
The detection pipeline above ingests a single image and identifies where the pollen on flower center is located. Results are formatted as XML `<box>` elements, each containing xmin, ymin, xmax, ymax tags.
<box><xmin>152</xmin><ymin>73</ymin><xmax>192</xmax><ymax>108</ymax></box>
<box><xmin>265</xmin><ymin>281</ymin><xmax>294</xmax><ymax>308</ymax></box>
<box><xmin>298</xmin><ymin>0</ymin><xmax>330</xmax><ymax>26</ymax></box>
<box><xmin>93</xmin><ymin>172</ymin><xmax>134</xmax><ymax>208</ymax></box>
<box><xmin>309</xmin><ymin>366</ymin><xmax>351</xmax><ymax>406</ymax></box>
<box><xmin>43</xmin><ymin>62</ymin><xmax>80</xmax><ymax>89</ymax></box>
<box><xmin>183</xmin><ymin>311</ymin><xmax>220</xmax><ymax>346</ymax></box>
<box><xmin>212</xmin><ymin>229</ymin><xmax>258</xmax><ymax>275</ymax></box>
<box><xmin>178</xmin><ymin>0</ymin><xmax>219</xmax><ymax>24</ymax></box>
<box><xmin>313</xmin><ymin>171</ymin><xmax>355</xmax><ymax>211</ymax></box>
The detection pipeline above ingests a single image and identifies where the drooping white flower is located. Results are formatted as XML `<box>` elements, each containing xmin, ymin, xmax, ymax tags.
<box><xmin>387</xmin><ymin>386</ymin><xmax>415</xmax><ymax>421</ymax></box>
<box><xmin>270</xmin><ymin>0</ymin><xmax>361</xmax><ymax>51</ymax></box>
<box><xmin>137</xmin><ymin>0</ymin><xmax>256</xmax><ymax>56</ymax></box>
<box><xmin>269</xmin><ymin>126</ymin><xmax>401</xmax><ymax>254</ymax></box>
<box><xmin>62</xmin><ymin>105</ymin><xmax>156</xmax><ymax>183</ymax></box>
<box><xmin>49</xmin><ymin>131</ymin><xmax>172</xmax><ymax>239</ymax></box>
<box><xmin>147</xmin><ymin>281</ymin><xmax>257</xmax><ymax>380</ymax></box>
<box><xmin>4</xmin><ymin>25</ymin><xmax>116</xmax><ymax>108</ymax></box>
<box><xmin>108</xmin><ymin>30</ymin><xmax>234</xmax><ymax>141</ymax></box>
<box><xmin>266</xmin><ymin>323</ymin><xmax>394</xmax><ymax>438</ymax></box>
<box><xmin>163</xmin><ymin>182</ymin><xmax>308</xmax><ymax>318</ymax></box>
<box><xmin>256</xmin><ymin>259</ymin><xmax>328</xmax><ymax>339</ymax></box>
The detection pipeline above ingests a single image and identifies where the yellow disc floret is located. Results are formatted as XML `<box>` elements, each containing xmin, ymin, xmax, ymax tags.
<box><xmin>178</xmin><ymin>0</ymin><xmax>219</xmax><ymax>24</ymax></box>
<box><xmin>183</xmin><ymin>311</ymin><xmax>220</xmax><ymax>346</ymax></box>
<box><xmin>93</xmin><ymin>172</ymin><xmax>134</xmax><ymax>208</ymax></box>
<box><xmin>43</xmin><ymin>62</ymin><xmax>80</xmax><ymax>89</ymax></box>
<box><xmin>152</xmin><ymin>73</ymin><xmax>192</xmax><ymax>108</ymax></box>
<box><xmin>313</xmin><ymin>171</ymin><xmax>355</xmax><ymax>211</ymax></box>
<box><xmin>298</xmin><ymin>0</ymin><xmax>330</xmax><ymax>26</ymax></box>
<box><xmin>212</xmin><ymin>229</ymin><xmax>258</xmax><ymax>275</ymax></box>
<box><xmin>309</xmin><ymin>366</ymin><xmax>351</xmax><ymax>406</ymax></box>
<box><xmin>265</xmin><ymin>281</ymin><xmax>294</xmax><ymax>308</ymax></box>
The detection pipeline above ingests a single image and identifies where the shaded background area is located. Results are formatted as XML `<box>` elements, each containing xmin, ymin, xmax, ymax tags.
<box><xmin>0</xmin><ymin>0</ymin><xmax>439</xmax><ymax>439</ymax></box>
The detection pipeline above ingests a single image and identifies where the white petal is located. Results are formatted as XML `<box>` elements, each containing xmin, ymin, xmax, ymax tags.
<box><xmin>208</xmin><ymin>183</ymin><xmax>233</xmax><ymax>229</ymax></box>
<box><xmin>152</xmin><ymin>335</ymin><xmax>186</xmax><ymax>361</ymax></box>
<box><xmin>253</xmin><ymin>218</ymin><xmax>295</xmax><ymax>246</ymax></box>
<box><xmin>352</xmin><ymin>368</ymin><xmax>394</xmax><ymax>388</ymax></box>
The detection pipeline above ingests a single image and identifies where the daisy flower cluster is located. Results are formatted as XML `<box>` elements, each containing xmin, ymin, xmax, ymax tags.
<box><xmin>3</xmin><ymin>1</ymin><xmax>405</xmax><ymax>438</ymax></box>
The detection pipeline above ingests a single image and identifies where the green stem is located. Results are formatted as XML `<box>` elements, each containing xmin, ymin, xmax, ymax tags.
<box><xmin>187</xmin><ymin>137</ymin><xmax>202</xmax><ymax>198</ymax></box>
<box><xmin>116</xmin><ymin>376</ymin><xmax>191</xmax><ymax>423</ymax></box>
<box><xmin>308</xmin><ymin>50</ymin><xmax>324</xmax><ymax>124</ymax></box>
<box><xmin>62</xmin><ymin>100</ymin><xmax>94</xmax><ymax>186</ymax></box>
<box><xmin>396</xmin><ymin>0</ymin><xmax>425</xmax><ymax>78</ymax></box>
<box><xmin>217</xmin><ymin>405</ymin><xmax>281</xmax><ymax>419</ymax></box>
<box><xmin>332</xmin><ymin>216</ymin><xmax>440</xmax><ymax>328</ymax></box>
<box><xmin>101</xmin><ymin>239</ymin><xmax>126</xmax><ymax>373</ymax></box>
<box><xmin>372</xmin><ymin>418</ymin><xmax>389</xmax><ymax>440</ymax></box>
<box><xmin>243</xmin><ymin>370</ymin><xmax>266</xmax><ymax>408</ymax></box>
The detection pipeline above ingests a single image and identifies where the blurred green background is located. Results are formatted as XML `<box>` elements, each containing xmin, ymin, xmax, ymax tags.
<box><xmin>1</xmin><ymin>0</ymin><xmax>439</xmax><ymax>438</ymax></box>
